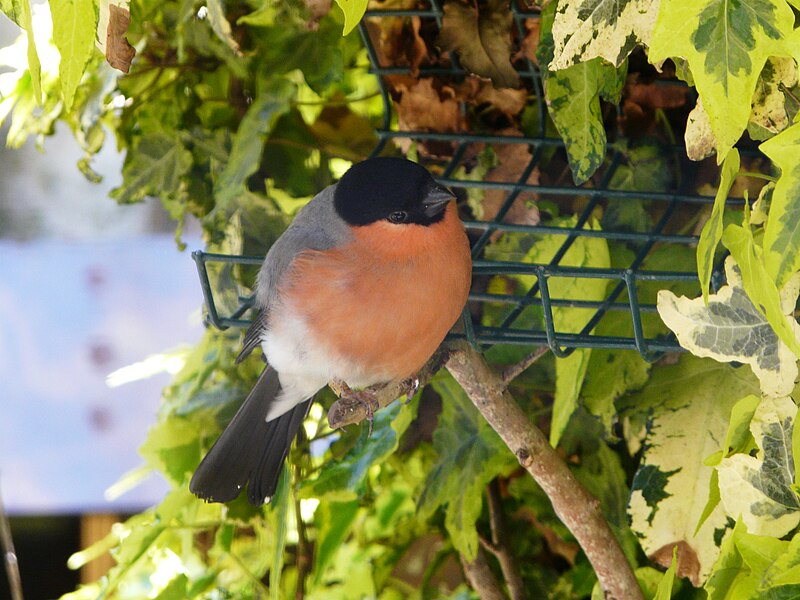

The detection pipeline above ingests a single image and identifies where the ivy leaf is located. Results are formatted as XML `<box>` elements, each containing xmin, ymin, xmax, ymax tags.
<box><xmin>0</xmin><ymin>0</ymin><xmax>42</xmax><ymax>103</ymax></box>
<box><xmin>419</xmin><ymin>374</ymin><xmax>517</xmax><ymax>559</ymax></box>
<box><xmin>333</xmin><ymin>0</ymin><xmax>367</xmax><ymax>36</ymax></box>
<box><xmin>437</xmin><ymin>0</ymin><xmax>519</xmax><ymax>89</ymax></box>
<box><xmin>652</xmin><ymin>546</ymin><xmax>678</xmax><ymax>600</ymax></box>
<box><xmin>623</xmin><ymin>355</ymin><xmax>760</xmax><ymax>585</ymax></box>
<box><xmin>649</xmin><ymin>0</ymin><xmax>794</xmax><ymax>159</ymax></box>
<box><xmin>718</xmin><ymin>396</ymin><xmax>800</xmax><ymax>537</ymax></box>
<box><xmin>51</xmin><ymin>0</ymin><xmax>97</xmax><ymax>112</ymax></box>
<box><xmin>538</xmin><ymin>2</ymin><xmax>626</xmax><ymax>185</ymax></box>
<box><xmin>761</xmin><ymin>121</ymin><xmax>800</xmax><ymax>289</ymax></box>
<box><xmin>299</xmin><ymin>400</ymin><xmax>414</xmax><ymax>501</ymax></box>
<box><xmin>697</xmin><ymin>148</ymin><xmax>739</xmax><ymax>303</ymax></box>
<box><xmin>269</xmin><ymin>470</ymin><xmax>290</xmax><ymax>600</ymax></box>
<box><xmin>111</xmin><ymin>132</ymin><xmax>193</xmax><ymax>204</ymax></box>
<box><xmin>526</xmin><ymin>217</ymin><xmax>611</xmax><ymax>446</ymax></box>
<box><xmin>550</xmin><ymin>0</ymin><xmax>658</xmax><ymax>69</ymax></box>
<box><xmin>206</xmin><ymin>0</ymin><xmax>242</xmax><ymax>55</ymax></box>
<box><xmin>213</xmin><ymin>77</ymin><xmax>293</xmax><ymax>213</ymax></box>
<box><xmin>657</xmin><ymin>256</ymin><xmax>799</xmax><ymax>398</ymax></box>
<box><xmin>722</xmin><ymin>219</ymin><xmax>800</xmax><ymax>360</ymax></box>
<box><xmin>748</xmin><ymin>57</ymin><xmax>798</xmax><ymax>141</ymax></box>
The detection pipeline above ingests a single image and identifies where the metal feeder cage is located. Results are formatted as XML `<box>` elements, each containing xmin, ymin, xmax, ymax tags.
<box><xmin>193</xmin><ymin>0</ymin><xmax>746</xmax><ymax>362</ymax></box>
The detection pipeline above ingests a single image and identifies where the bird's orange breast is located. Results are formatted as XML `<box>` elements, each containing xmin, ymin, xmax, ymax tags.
<box><xmin>276</xmin><ymin>203</ymin><xmax>472</xmax><ymax>382</ymax></box>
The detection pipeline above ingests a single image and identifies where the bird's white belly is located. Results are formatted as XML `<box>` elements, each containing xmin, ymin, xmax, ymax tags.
<box><xmin>261</xmin><ymin>310</ymin><xmax>389</xmax><ymax>421</ymax></box>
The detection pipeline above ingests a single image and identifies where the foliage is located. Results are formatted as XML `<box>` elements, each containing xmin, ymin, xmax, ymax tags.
<box><xmin>4</xmin><ymin>0</ymin><xmax>800</xmax><ymax>597</ymax></box>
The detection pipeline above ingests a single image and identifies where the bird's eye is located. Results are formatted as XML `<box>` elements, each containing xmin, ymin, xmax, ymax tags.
<box><xmin>388</xmin><ymin>211</ymin><xmax>408</xmax><ymax>224</ymax></box>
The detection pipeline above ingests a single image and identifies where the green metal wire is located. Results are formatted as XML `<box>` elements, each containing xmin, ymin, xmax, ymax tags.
<box><xmin>193</xmin><ymin>1</ymin><xmax>746</xmax><ymax>362</ymax></box>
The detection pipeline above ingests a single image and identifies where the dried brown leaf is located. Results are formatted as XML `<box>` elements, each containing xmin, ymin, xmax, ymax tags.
<box><xmin>650</xmin><ymin>541</ymin><xmax>701</xmax><ymax>586</ymax></box>
<box><xmin>106</xmin><ymin>4</ymin><xmax>135</xmax><ymax>73</ymax></box>
<box><xmin>454</xmin><ymin>76</ymin><xmax>528</xmax><ymax>117</ymax></box>
<box><xmin>516</xmin><ymin>18</ymin><xmax>540</xmax><ymax>65</ymax></box>
<box><xmin>437</xmin><ymin>0</ymin><xmax>520</xmax><ymax>89</ymax></box>
<box><xmin>365</xmin><ymin>0</ymin><xmax>428</xmax><ymax>72</ymax></box>
<box><xmin>481</xmin><ymin>130</ymin><xmax>540</xmax><ymax>226</ymax></box>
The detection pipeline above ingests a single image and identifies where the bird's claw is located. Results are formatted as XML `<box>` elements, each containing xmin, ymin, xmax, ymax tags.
<box><xmin>402</xmin><ymin>377</ymin><xmax>419</xmax><ymax>405</ymax></box>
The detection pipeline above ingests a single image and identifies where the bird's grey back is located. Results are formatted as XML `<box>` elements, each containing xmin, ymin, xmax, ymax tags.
<box><xmin>255</xmin><ymin>184</ymin><xmax>353</xmax><ymax>310</ymax></box>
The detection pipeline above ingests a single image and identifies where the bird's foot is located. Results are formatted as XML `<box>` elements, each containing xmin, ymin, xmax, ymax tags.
<box><xmin>330</xmin><ymin>378</ymin><xmax>379</xmax><ymax>437</ymax></box>
<box><xmin>401</xmin><ymin>377</ymin><xmax>419</xmax><ymax>405</ymax></box>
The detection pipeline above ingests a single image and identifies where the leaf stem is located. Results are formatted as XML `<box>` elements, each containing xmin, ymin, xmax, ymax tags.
<box><xmin>739</xmin><ymin>171</ymin><xmax>777</xmax><ymax>183</ymax></box>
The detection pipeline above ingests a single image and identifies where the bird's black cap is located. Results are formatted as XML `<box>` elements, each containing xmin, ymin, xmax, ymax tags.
<box><xmin>334</xmin><ymin>157</ymin><xmax>454</xmax><ymax>227</ymax></box>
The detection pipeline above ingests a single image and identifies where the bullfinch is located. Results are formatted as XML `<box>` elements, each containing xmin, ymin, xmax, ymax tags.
<box><xmin>190</xmin><ymin>157</ymin><xmax>472</xmax><ymax>504</ymax></box>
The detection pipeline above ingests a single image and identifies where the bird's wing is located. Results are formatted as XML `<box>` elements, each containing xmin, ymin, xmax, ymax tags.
<box><xmin>237</xmin><ymin>184</ymin><xmax>354</xmax><ymax>363</ymax></box>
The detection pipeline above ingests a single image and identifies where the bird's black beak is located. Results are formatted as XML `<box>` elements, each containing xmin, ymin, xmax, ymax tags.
<box><xmin>422</xmin><ymin>183</ymin><xmax>456</xmax><ymax>218</ymax></box>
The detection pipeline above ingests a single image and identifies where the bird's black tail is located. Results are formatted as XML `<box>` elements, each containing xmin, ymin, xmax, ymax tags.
<box><xmin>190</xmin><ymin>366</ymin><xmax>312</xmax><ymax>504</ymax></box>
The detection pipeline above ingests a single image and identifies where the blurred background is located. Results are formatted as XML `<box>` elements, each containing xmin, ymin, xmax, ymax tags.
<box><xmin>0</xmin><ymin>15</ymin><xmax>204</xmax><ymax>596</ymax></box>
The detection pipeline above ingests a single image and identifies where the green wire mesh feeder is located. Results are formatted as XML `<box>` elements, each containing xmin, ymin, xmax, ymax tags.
<box><xmin>193</xmin><ymin>1</ymin><xmax>746</xmax><ymax>363</ymax></box>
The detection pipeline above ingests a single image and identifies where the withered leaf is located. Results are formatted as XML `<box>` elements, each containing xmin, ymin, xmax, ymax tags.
<box><xmin>437</xmin><ymin>0</ymin><xmax>520</xmax><ymax>89</ymax></box>
<box><xmin>454</xmin><ymin>76</ymin><xmax>527</xmax><ymax>117</ymax></box>
<box><xmin>106</xmin><ymin>4</ymin><xmax>136</xmax><ymax>73</ymax></box>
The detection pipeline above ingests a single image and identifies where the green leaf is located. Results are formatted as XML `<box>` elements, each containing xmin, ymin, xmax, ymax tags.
<box><xmin>269</xmin><ymin>469</ymin><xmax>290</xmax><ymax>600</ymax></box>
<box><xmin>333</xmin><ymin>0</ymin><xmax>366</xmax><ymax>36</ymax></box>
<box><xmin>704</xmin><ymin>519</ymin><xmax>745</xmax><ymax>600</ymax></box>
<box><xmin>111</xmin><ymin>132</ymin><xmax>193</xmax><ymax>205</ymax></box>
<box><xmin>761</xmin><ymin>121</ymin><xmax>800</xmax><ymax>289</ymax></box>
<box><xmin>550</xmin><ymin>0</ymin><xmax>658</xmax><ymax>69</ymax></box>
<box><xmin>657</xmin><ymin>256</ymin><xmax>799</xmax><ymax>397</ymax></box>
<box><xmin>649</xmin><ymin>0</ymin><xmax>794</xmax><ymax>158</ymax></box>
<box><xmin>722</xmin><ymin>220</ymin><xmax>800</xmax><ymax>360</ymax></box>
<box><xmin>652</xmin><ymin>546</ymin><xmax>678</xmax><ymax>600</ymax></box>
<box><xmin>419</xmin><ymin>374</ymin><xmax>517</xmax><ymax>559</ymax></box>
<box><xmin>313</xmin><ymin>500</ymin><xmax>359</xmax><ymax>585</ymax></box>
<box><xmin>205</xmin><ymin>0</ymin><xmax>241</xmax><ymax>55</ymax></box>
<box><xmin>4</xmin><ymin>0</ymin><xmax>43</xmax><ymax>104</ymax></box>
<box><xmin>697</xmin><ymin>148</ymin><xmax>740</xmax><ymax>303</ymax></box>
<box><xmin>51</xmin><ymin>0</ymin><xmax>97</xmax><ymax>112</ymax></box>
<box><xmin>524</xmin><ymin>217</ymin><xmax>611</xmax><ymax>446</ymax></box>
<box><xmin>624</xmin><ymin>355</ymin><xmax>760</xmax><ymax>584</ymax></box>
<box><xmin>299</xmin><ymin>400</ymin><xmax>414</xmax><ymax>500</ymax></box>
<box><xmin>213</xmin><ymin>77</ymin><xmax>294</xmax><ymax>212</ymax></box>
<box><xmin>718</xmin><ymin>396</ymin><xmax>800</xmax><ymax>537</ymax></box>
<box><xmin>538</xmin><ymin>2</ymin><xmax>626</xmax><ymax>184</ymax></box>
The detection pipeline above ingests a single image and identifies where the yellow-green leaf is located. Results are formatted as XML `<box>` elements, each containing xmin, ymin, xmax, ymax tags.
<box><xmin>652</xmin><ymin>546</ymin><xmax>678</xmax><ymax>600</ymax></box>
<box><xmin>718</xmin><ymin>397</ymin><xmax>800</xmax><ymax>536</ymax></box>
<box><xmin>649</xmin><ymin>0</ymin><xmax>794</xmax><ymax>160</ymax></box>
<box><xmin>624</xmin><ymin>355</ymin><xmax>760</xmax><ymax>584</ymax></box>
<box><xmin>761</xmin><ymin>122</ymin><xmax>800</xmax><ymax>288</ymax></box>
<box><xmin>333</xmin><ymin>0</ymin><xmax>367</xmax><ymax>36</ymax></box>
<box><xmin>721</xmin><ymin>221</ymin><xmax>800</xmax><ymax>359</ymax></box>
<box><xmin>697</xmin><ymin>148</ymin><xmax>739</xmax><ymax>303</ymax></box>
<box><xmin>51</xmin><ymin>0</ymin><xmax>97</xmax><ymax>112</ymax></box>
<box><xmin>551</xmin><ymin>0</ymin><xmax>658</xmax><ymax>69</ymax></box>
<box><xmin>658</xmin><ymin>257</ymin><xmax>799</xmax><ymax>397</ymax></box>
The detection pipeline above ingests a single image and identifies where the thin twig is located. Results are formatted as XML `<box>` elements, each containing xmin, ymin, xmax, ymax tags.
<box><xmin>0</xmin><ymin>480</ymin><xmax>23</xmax><ymax>600</ymax></box>
<box><xmin>501</xmin><ymin>346</ymin><xmax>550</xmax><ymax>384</ymax></box>
<box><xmin>459</xmin><ymin>547</ymin><xmax>507</xmax><ymax>600</ymax></box>
<box><xmin>445</xmin><ymin>342</ymin><xmax>642</xmax><ymax>600</ymax></box>
<box><xmin>484</xmin><ymin>480</ymin><xmax>526</xmax><ymax>600</ymax></box>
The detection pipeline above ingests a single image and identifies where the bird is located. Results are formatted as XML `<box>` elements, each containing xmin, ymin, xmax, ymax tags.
<box><xmin>190</xmin><ymin>157</ymin><xmax>473</xmax><ymax>505</ymax></box>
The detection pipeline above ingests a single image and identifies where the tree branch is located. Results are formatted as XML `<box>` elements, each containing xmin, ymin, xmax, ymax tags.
<box><xmin>445</xmin><ymin>342</ymin><xmax>642</xmax><ymax>600</ymax></box>
<box><xmin>484</xmin><ymin>480</ymin><xmax>526</xmax><ymax>600</ymax></box>
<box><xmin>459</xmin><ymin>547</ymin><xmax>507</xmax><ymax>600</ymax></box>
